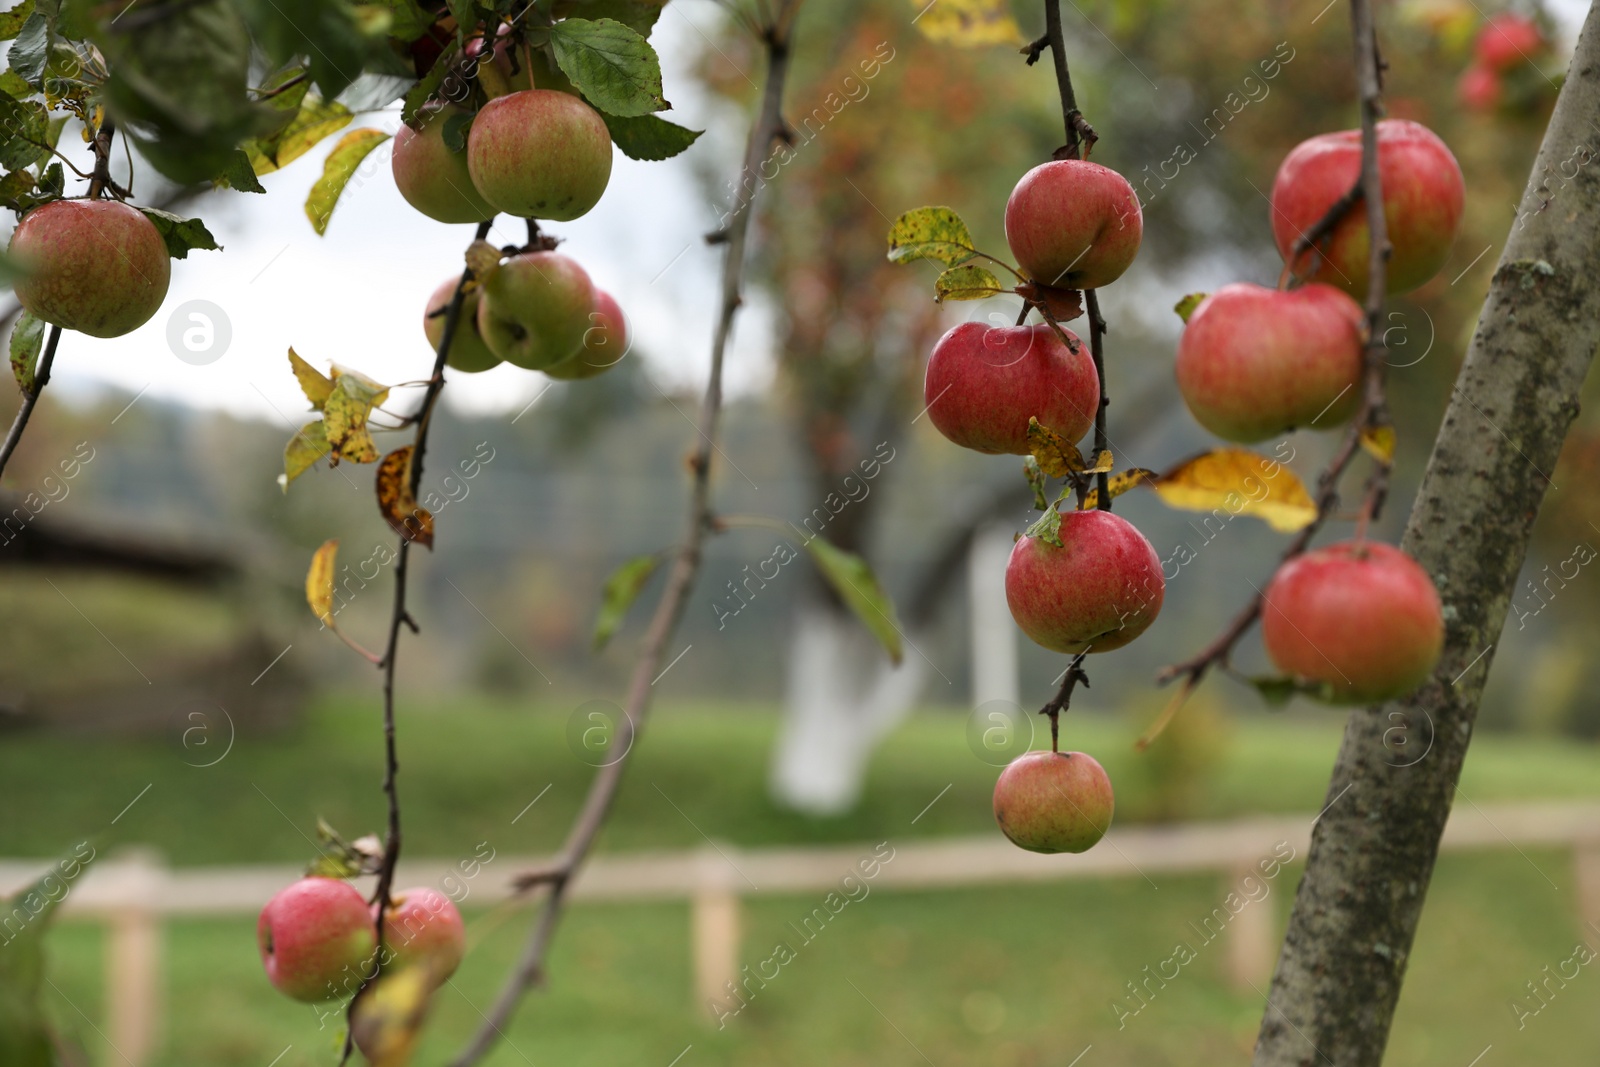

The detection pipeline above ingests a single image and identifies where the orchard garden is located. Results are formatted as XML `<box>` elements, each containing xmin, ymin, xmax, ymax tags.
<box><xmin>1</xmin><ymin>0</ymin><xmax>1600</xmax><ymax>1065</ymax></box>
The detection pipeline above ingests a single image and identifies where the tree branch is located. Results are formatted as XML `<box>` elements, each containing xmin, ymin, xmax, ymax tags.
<box><xmin>338</xmin><ymin>218</ymin><xmax>494</xmax><ymax>1065</ymax></box>
<box><xmin>1252</xmin><ymin>4</ymin><xmax>1600</xmax><ymax>1062</ymax></box>
<box><xmin>446</xmin><ymin>6</ymin><xmax>805</xmax><ymax>1063</ymax></box>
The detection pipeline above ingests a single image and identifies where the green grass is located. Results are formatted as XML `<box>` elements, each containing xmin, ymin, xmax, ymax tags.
<box><xmin>12</xmin><ymin>697</ymin><xmax>1600</xmax><ymax>1065</ymax></box>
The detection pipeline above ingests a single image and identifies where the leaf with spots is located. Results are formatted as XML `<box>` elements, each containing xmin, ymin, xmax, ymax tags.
<box><xmin>9</xmin><ymin>310</ymin><xmax>43</xmax><ymax>394</ymax></box>
<box><xmin>375</xmin><ymin>446</ymin><xmax>434</xmax><ymax>549</ymax></box>
<box><xmin>1027</xmin><ymin>417</ymin><xmax>1087</xmax><ymax>478</ymax></box>
<box><xmin>305</xmin><ymin>127</ymin><xmax>391</xmax><ymax>236</ymax></box>
<box><xmin>322</xmin><ymin>367</ymin><xmax>391</xmax><ymax>466</ymax></box>
<box><xmin>886</xmin><ymin>206</ymin><xmax>980</xmax><ymax>268</ymax></box>
<box><xmin>1079</xmin><ymin>468</ymin><xmax>1158</xmax><ymax>509</ymax></box>
<box><xmin>911</xmin><ymin>0</ymin><xmax>1024</xmax><ymax>48</ymax></box>
<box><xmin>934</xmin><ymin>264</ymin><xmax>1004</xmax><ymax>302</ymax></box>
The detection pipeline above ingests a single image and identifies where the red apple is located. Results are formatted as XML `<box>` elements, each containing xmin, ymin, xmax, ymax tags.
<box><xmin>466</xmin><ymin>89</ymin><xmax>612</xmax><ymax>221</ymax></box>
<box><xmin>377</xmin><ymin>887</ymin><xmax>465</xmax><ymax>985</ymax></box>
<box><xmin>393</xmin><ymin>107</ymin><xmax>498</xmax><ymax>224</ymax></box>
<box><xmin>10</xmin><ymin>199</ymin><xmax>170</xmax><ymax>338</ymax></box>
<box><xmin>1176</xmin><ymin>282</ymin><xmax>1366</xmax><ymax>443</ymax></box>
<box><xmin>545</xmin><ymin>289</ymin><xmax>628</xmax><ymax>380</ymax></box>
<box><xmin>1270</xmin><ymin>119</ymin><xmax>1465</xmax><ymax>296</ymax></box>
<box><xmin>993</xmin><ymin>749</ymin><xmax>1114</xmax><ymax>854</ymax></box>
<box><xmin>476</xmin><ymin>251</ymin><xmax>596</xmax><ymax>370</ymax></box>
<box><xmin>923</xmin><ymin>321</ymin><xmax>1098</xmax><ymax>455</ymax></box>
<box><xmin>1261</xmin><ymin>540</ymin><xmax>1444</xmax><ymax>704</ymax></box>
<box><xmin>1477</xmin><ymin>13</ymin><xmax>1545</xmax><ymax>72</ymax></box>
<box><xmin>1005</xmin><ymin>509</ymin><xmax>1164</xmax><ymax>654</ymax></box>
<box><xmin>257</xmin><ymin>877</ymin><xmax>377</xmax><ymax>1003</ymax></box>
<box><xmin>1005</xmin><ymin>160</ymin><xmax>1143</xmax><ymax>290</ymax></box>
<box><xmin>424</xmin><ymin>279</ymin><xmax>501</xmax><ymax>373</ymax></box>
<box><xmin>1457</xmin><ymin>65</ymin><xmax>1503</xmax><ymax>112</ymax></box>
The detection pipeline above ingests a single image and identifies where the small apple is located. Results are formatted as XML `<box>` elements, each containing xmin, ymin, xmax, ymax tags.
<box><xmin>257</xmin><ymin>877</ymin><xmax>378</xmax><ymax>1003</ymax></box>
<box><xmin>1271</xmin><ymin>119</ymin><xmax>1465</xmax><ymax>297</ymax></box>
<box><xmin>476</xmin><ymin>251</ymin><xmax>596</xmax><ymax>370</ymax></box>
<box><xmin>424</xmin><ymin>279</ymin><xmax>500</xmax><ymax>374</ymax></box>
<box><xmin>377</xmin><ymin>887</ymin><xmax>465</xmax><ymax>984</ymax></box>
<box><xmin>1005</xmin><ymin>509</ymin><xmax>1164</xmax><ymax>654</ymax></box>
<box><xmin>10</xmin><ymin>199</ymin><xmax>170</xmax><ymax>338</ymax></box>
<box><xmin>1261</xmin><ymin>540</ymin><xmax>1444</xmax><ymax>704</ymax></box>
<box><xmin>1004</xmin><ymin>160</ymin><xmax>1143</xmax><ymax>290</ymax></box>
<box><xmin>993</xmin><ymin>749</ymin><xmax>1114</xmax><ymax>854</ymax></box>
<box><xmin>393</xmin><ymin>107</ymin><xmax>499</xmax><ymax>224</ymax></box>
<box><xmin>1457</xmin><ymin>64</ymin><xmax>1503</xmax><ymax>112</ymax></box>
<box><xmin>1175</xmin><ymin>282</ymin><xmax>1366</xmax><ymax>443</ymax></box>
<box><xmin>1477</xmin><ymin>13</ymin><xmax>1545</xmax><ymax>72</ymax></box>
<box><xmin>923</xmin><ymin>321</ymin><xmax>1098</xmax><ymax>455</ymax></box>
<box><xmin>466</xmin><ymin>89</ymin><xmax>612</xmax><ymax>221</ymax></box>
<box><xmin>545</xmin><ymin>289</ymin><xmax>628</xmax><ymax>381</ymax></box>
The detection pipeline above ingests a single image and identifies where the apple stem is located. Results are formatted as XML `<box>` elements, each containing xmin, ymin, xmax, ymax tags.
<box><xmin>1039</xmin><ymin>651</ymin><xmax>1090</xmax><ymax>753</ymax></box>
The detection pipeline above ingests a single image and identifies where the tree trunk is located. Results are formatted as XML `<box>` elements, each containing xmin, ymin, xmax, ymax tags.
<box><xmin>1252</xmin><ymin>11</ymin><xmax>1600</xmax><ymax>1066</ymax></box>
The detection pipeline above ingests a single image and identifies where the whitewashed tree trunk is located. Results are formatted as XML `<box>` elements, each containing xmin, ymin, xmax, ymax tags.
<box><xmin>770</xmin><ymin>603</ymin><xmax>930</xmax><ymax>815</ymax></box>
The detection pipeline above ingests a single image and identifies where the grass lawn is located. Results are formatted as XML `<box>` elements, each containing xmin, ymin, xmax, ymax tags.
<box><xmin>11</xmin><ymin>697</ymin><xmax>1600</xmax><ymax>1065</ymax></box>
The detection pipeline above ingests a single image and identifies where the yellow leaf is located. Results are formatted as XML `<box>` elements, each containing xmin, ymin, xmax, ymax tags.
<box><xmin>306</xmin><ymin>539</ymin><xmax>338</xmax><ymax>626</ymax></box>
<box><xmin>321</xmin><ymin>370</ymin><xmax>392</xmax><ymax>466</ymax></box>
<box><xmin>283</xmin><ymin>421</ymin><xmax>332</xmax><ymax>488</ymax></box>
<box><xmin>1151</xmin><ymin>448</ymin><xmax>1317</xmax><ymax>533</ymax></box>
<box><xmin>1080</xmin><ymin>468</ymin><xmax>1157</xmax><ymax>509</ymax></box>
<box><xmin>288</xmin><ymin>348</ymin><xmax>334</xmax><ymax>410</ymax></box>
<box><xmin>912</xmin><ymin>0</ymin><xmax>1024</xmax><ymax>47</ymax></box>
<box><xmin>349</xmin><ymin>963</ymin><xmax>440</xmax><ymax>1067</ymax></box>
<box><xmin>1360</xmin><ymin>424</ymin><xmax>1396</xmax><ymax>464</ymax></box>
<box><xmin>464</xmin><ymin>240</ymin><xmax>502</xmax><ymax>282</ymax></box>
<box><xmin>1027</xmin><ymin>416</ymin><xmax>1086</xmax><ymax>478</ymax></box>
<box><xmin>376</xmin><ymin>446</ymin><xmax>435</xmax><ymax>548</ymax></box>
<box><xmin>1085</xmin><ymin>449</ymin><xmax>1114</xmax><ymax>475</ymax></box>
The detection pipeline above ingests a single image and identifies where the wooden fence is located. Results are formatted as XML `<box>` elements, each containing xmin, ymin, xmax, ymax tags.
<box><xmin>5</xmin><ymin>800</ymin><xmax>1599</xmax><ymax>1066</ymax></box>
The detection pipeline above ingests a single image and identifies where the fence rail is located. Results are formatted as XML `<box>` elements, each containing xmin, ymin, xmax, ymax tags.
<box><xmin>6</xmin><ymin>800</ymin><xmax>1599</xmax><ymax>1066</ymax></box>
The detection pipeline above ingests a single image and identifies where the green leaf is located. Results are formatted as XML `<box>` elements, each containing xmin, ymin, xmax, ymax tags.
<box><xmin>1244</xmin><ymin>674</ymin><xmax>1337</xmax><ymax>708</ymax></box>
<box><xmin>1024</xmin><ymin>507</ymin><xmax>1062</xmax><ymax>547</ymax></box>
<box><xmin>137</xmin><ymin>208</ymin><xmax>220</xmax><ymax>259</ymax></box>
<box><xmin>0</xmin><ymin>70</ymin><xmax>31</xmax><ymax>97</ymax></box>
<box><xmin>214</xmin><ymin>148</ymin><xmax>266</xmax><ymax>192</ymax></box>
<box><xmin>9</xmin><ymin>310</ymin><xmax>43</xmax><ymax>393</ymax></box>
<box><xmin>305</xmin><ymin>127</ymin><xmax>391</xmax><ymax>236</ymax></box>
<box><xmin>935</xmin><ymin>263</ymin><xmax>1004</xmax><ymax>302</ymax></box>
<box><xmin>593</xmin><ymin>552</ymin><xmax>665</xmax><ymax>650</ymax></box>
<box><xmin>801</xmin><ymin>538</ymin><xmax>904</xmax><ymax>665</ymax></box>
<box><xmin>1174</xmin><ymin>292</ymin><xmax>1207</xmax><ymax>323</ymax></box>
<box><xmin>1022</xmin><ymin>456</ymin><xmax>1050</xmax><ymax>511</ymax></box>
<box><xmin>0</xmin><ymin>1</ymin><xmax>35</xmax><ymax>42</ymax></box>
<box><xmin>0</xmin><ymin>840</ymin><xmax>98</xmax><ymax>1067</ymax></box>
<box><xmin>886</xmin><ymin>206</ymin><xmax>980</xmax><ymax>267</ymax></box>
<box><xmin>365</xmin><ymin>0</ymin><xmax>432</xmax><ymax>41</ymax></box>
<box><xmin>552</xmin><ymin>0</ymin><xmax>667</xmax><ymax>34</ymax></box>
<box><xmin>283</xmin><ymin>420</ymin><xmax>331</xmax><ymax>487</ymax></box>
<box><xmin>7</xmin><ymin>13</ymin><xmax>47</xmax><ymax>86</ymax></box>
<box><xmin>0</xmin><ymin>93</ymin><xmax>48</xmax><ymax>170</ymax></box>
<box><xmin>548</xmin><ymin>17</ymin><xmax>665</xmax><ymax>117</ymax></box>
<box><xmin>400</xmin><ymin>57</ymin><xmax>449</xmax><ymax>126</ymax></box>
<box><xmin>235</xmin><ymin>0</ymin><xmax>370</xmax><ymax>100</ymax></box>
<box><xmin>440</xmin><ymin>110</ymin><xmax>472</xmax><ymax>153</ymax></box>
<box><xmin>0</xmin><ymin>168</ymin><xmax>36</xmax><ymax>212</ymax></box>
<box><xmin>600</xmin><ymin>111</ymin><xmax>701</xmax><ymax>160</ymax></box>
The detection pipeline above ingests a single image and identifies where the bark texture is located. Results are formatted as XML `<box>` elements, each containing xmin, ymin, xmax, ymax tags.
<box><xmin>1252</xmin><ymin>10</ymin><xmax>1600</xmax><ymax>1066</ymax></box>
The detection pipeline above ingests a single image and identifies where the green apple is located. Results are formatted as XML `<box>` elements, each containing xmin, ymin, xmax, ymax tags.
<box><xmin>476</xmin><ymin>251</ymin><xmax>595</xmax><ymax>370</ymax></box>
<box><xmin>424</xmin><ymin>279</ymin><xmax>500</xmax><ymax>373</ymax></box>
<box><xmin>392</xmin><ymin>107</ymin><xmax>498</xmax><ymax>224</ymax></box>
<box><xmin>466</xmin><ymin>90</ymin><xmax>612</xmax><ymax>221</ymax></box>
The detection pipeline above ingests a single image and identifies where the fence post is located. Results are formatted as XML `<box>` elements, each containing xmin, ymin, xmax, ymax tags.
<box><xmin>1574</xmin><ymin>833</ymin><xmax>1600</xmax><ymax>939</ymax></box>
<box><xmin>1223</xmin><ymin>864</ymin><xmax>1274</xmax><ymax>993</ymax></box>
<box><xmin>105</xmin><ymin>848</ymin><xmax>164</xmax><ymax>1067</ymax></box>
<box><xmin>691</xmin><ymin>844</ymin><xmax>742</xmax><ymax>1024</ymax></box>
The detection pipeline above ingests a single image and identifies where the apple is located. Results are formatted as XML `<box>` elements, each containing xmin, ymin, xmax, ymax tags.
<box><xmin>476</xmin><ymin>251</ymin><xmax>596</xmax><ymax>370</ymax></box>
<box><xmin>545</xmin><ymin>289</ymin><xmax>628</xmax><ymax>381</ymax></box>
<box><xmin>923</xmin><ymin>321</ymin><xmax>1098</xmax><ymax>455</ymax></box>
<box><xmin>1005</xmin><ymin>509</ymin><xmax>1164</xmax><ymax>654</ymax></box>
<box><xmin>1270</xmin><ymin>119</ymin><xmax>1465</xmax><ymax>297</ymax></box>
<box><xmin>1261</xmin><ymin>540</ymin><xmax>1444</xmax><ymax>704</ymax></box>
<box><xmin>376</xmin><ymin>887</ymin><xmax>465</xmax><ymax>984</ymax></box>
<box><xmin>992</xmin><ymin>749</ymin><xmax>1114</xmax><ymax>854</ymax></box>
<box><xmin>393</xmin><ymin>107</ymin><xmax>499</xmax><ymax>224</ymax></box>
<box><xmin>257</xmin><ymin>877</ymin><xmax>377</xmax><ymax>1003</ymax></box>
<box><xmin>424</xmin><ymin>279</ymin><xmax>501</xmax><ymax>373</ymax></box>
<box><xmin>1004</xmin><ymin>160</ymin><xmax>1143</xmax><ymax>290</ymax></box>
<box><xmin>1175</xmin><ymin>282</ymin><xmax>1366</xmax><ymax>442</ymax></box>
<box><xmin>9</xmin><ymin>199</ymin><xmax>170</xmax><ymax>338</ymax></box>
<box><xmin>1477</xmin><ymin>13</ymin><xmax>1545</xmax><ymax>72</ymax></box>
<box><xmin>1458</xmin><ymin>65</ymin><xmax>1503</xmax><ymax>112</ymax></box>
<box><xmin>466</xmin><ymin>89</ymin><xmax>612</xmax><ymax>221</ymax></box>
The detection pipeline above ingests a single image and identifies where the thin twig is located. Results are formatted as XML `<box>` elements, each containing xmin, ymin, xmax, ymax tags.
<box><xmin>1156</xmin><ymin>0</ymin><xmax>1392</xmax><ymax>702</ymax></box>
<box><xmin>337</xmin><ymin>219</ymin><xmax>494</xmax><ymax>1066</ymax></box>
<box><xmin>447</xmin><ymin>6</ymin><xmax>804</xmax><ymax>1064</ymax></box>
<box><xmin>1040</xmin><ymin>652</ymin><xmax>1090</xmax><ymax>752</ymax></box>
